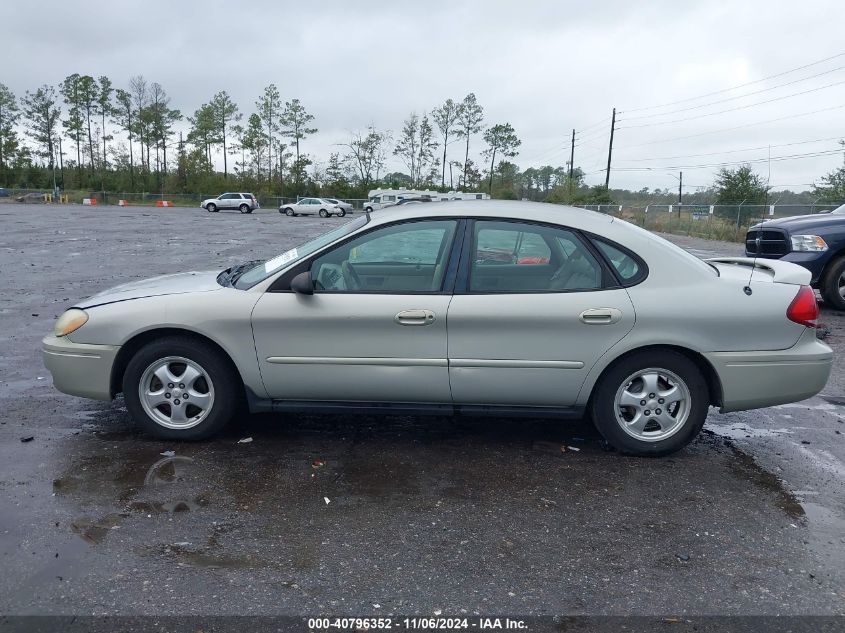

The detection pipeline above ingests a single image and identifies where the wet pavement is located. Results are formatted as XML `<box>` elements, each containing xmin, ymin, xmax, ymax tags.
<box><xmin>1</xmin><ymin>204</ymin><xmax>844</xmax><ymax>616</ymax></box>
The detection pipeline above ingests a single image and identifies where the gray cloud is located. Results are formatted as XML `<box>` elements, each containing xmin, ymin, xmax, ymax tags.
<box><xmin>5</xmin><ymin>0</ymin><xmax>845</xmax><ymax>191</ymax></box>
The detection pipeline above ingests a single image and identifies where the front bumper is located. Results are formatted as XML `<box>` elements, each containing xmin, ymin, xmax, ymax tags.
<box><xmin>42</xmin><ymin>335</ymin><xmax>120</xmax><ymax>401</ymax></box>
<box><xmin>705</xmin><ymin>328</ymin><xmax>833</xmax><ymax>413</ymax></box>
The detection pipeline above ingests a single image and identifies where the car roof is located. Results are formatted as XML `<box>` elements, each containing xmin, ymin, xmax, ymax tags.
<box><xmin>366</xmin><ymin>200</ymin><xmax>716</xmax><ymax>283</ymax></box>
<box><xmin>370</xmin><ymin>200</ymin><xmax>613</xmax><ymax>231</ymax></box>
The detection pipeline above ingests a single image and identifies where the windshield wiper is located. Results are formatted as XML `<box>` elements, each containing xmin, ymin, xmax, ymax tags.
<box><xmin>218</xmin><ymin>259</ymin><xmax>265</xmax><ymax>288</ymax></box>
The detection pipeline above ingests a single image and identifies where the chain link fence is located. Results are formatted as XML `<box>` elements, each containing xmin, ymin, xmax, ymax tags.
<box><xmin>573</xmin><ymin>203</ymin><xmax>844</xmax><ymax>242</ymax></box>
<box><xmin>3</xmin><ymin>190</ymin><xmax>842</xmax><ymax>242</ymax></box>
<box><xmin>0</xmin><ymin>189</ymin><xmax>370</xmax><ymax>210</ymax></box>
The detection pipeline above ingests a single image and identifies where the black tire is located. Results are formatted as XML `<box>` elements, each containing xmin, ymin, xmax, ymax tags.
<box><xmin>319</xmin><ymin>209</ymin><xmax>329</xmax><ymax>218</ymax></box>
<box><xmin>821</xmin><ymin>255</ymin><xmax>845</xmax><ymax>310</ymax></box>
<box><xmin>239</xmin><ymin>204</ymin><xmax>250</xmax><ymax>214</ymax></box>
<box><xmin>589</xmin><ymin>350</ymin><xmax>709</xmax><ymax>457</ymax></box>
<box><xmin>122</xmin><ymin>336</ymin><xmax>241</xmax><ymax>441</ymax></box>
<box><xmin>206</xmin><ymin>203</ymin><xmax>217</xmax><ymax>213</ymax></box>
<box><xmin>337</xmin><ymin>208</ymin><xmax>346</xmax><ymax>217</ymax></box>
<box><xmin>284</xmin><ymin>207</ymin><xmax>295</xmax><ymax>217</ymax></box>
<box><xmin>364</xmin><ymin>206</ymin><xmax>373</xmax><ymax>213</ymax></box>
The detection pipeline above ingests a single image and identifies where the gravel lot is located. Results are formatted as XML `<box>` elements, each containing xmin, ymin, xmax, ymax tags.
<box><xmin>1</xmin><ymin>203</ymin><xmax>844</xmax><ymax>617</ymax></box>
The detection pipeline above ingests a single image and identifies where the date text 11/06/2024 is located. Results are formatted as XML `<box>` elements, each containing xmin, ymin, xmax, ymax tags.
<box><xmin>307</xmin><ymin>617</ymin><xmax>528</xmax><ymax>630</ymax></box>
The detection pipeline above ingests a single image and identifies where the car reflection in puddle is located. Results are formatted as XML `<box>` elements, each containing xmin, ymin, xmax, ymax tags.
<box><xmin>54</xmin><ymin>452</ymin><xmax>212</xmax><ymax>545</ymax></box>
<box><xmin>130</xmin><ymin>455</ymin><xmax>211</xmax><ymax>514</ymax></box>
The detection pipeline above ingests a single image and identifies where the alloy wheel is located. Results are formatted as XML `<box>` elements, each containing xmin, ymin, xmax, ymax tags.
<box><xmin>613</xmin><ymin>367</ymin><xmax>691</xmax><ymax>442</ymax></box>
<box><xmin>138</xmin><ymin>356</ymin><xmax>215</xmax><ymax>429</ymax></box>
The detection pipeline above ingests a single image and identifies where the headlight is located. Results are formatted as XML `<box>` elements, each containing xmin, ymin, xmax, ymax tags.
<box><xmin>790</xmin><ymin>234</ymin><xmax>828</xmax><ymax>252</ymax></box>
<box><xmin>54</xmin><ymin>308</ymin><xmax>89</xmax><ymax>337</ymax></box>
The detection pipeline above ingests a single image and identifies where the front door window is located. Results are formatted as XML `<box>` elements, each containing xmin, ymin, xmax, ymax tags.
<box><xmin>310</xmin><ymin>220</ymin><xmax>458</xmax><ymax>293</ymax></box>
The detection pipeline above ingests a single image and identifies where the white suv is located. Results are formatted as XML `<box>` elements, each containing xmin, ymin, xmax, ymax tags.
<box><xmin>202</xmin><ymin>193</ymin><xmax>260</xmax><ymax>214</ymax></box>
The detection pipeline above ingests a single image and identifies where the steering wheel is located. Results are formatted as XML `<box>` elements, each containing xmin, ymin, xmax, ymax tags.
<box><xmin>341</xmin><ymin>261</ymin><xmax>363</xmax><ymax>290</ymax></box>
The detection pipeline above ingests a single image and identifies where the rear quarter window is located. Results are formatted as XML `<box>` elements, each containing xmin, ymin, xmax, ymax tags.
<box><xmin>589</xmin><ymin>236</ymin><xmax>648</xmax><ymax>286</ymax></box>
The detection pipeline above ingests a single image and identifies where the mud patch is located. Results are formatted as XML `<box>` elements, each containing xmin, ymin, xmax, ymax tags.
<box><xmin>70</xmin><ymin>513</ymin><xmax>127</xmax><ymax>544</ymax></box>
<box><xmin>728</xmin><ymin>447</ymin><xmax>804</xmax><ymax>519</ymax></box>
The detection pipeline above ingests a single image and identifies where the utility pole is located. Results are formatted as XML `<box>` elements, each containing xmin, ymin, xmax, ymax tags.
<box><xmin>604</xmin><ymin>108</ymin><xmax>616</xmax><ymax>189</ymax></box>
<box><xmin>678</xmin><ymin>171</ymin><xmax>683</xmax><ymax>204</ymax></box>
<box><xmin>57</xmin><ymin>136</ymin><xmax>65</xmax><ymax>190</ymax></box>
<box><xmin>568</xmin><ymin>128</ymin><xmax>575</xmax><ymax>199</ymax></box>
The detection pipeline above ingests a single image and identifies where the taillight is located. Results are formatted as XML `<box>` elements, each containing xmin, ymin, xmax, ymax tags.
<box><xmin>786</xmin><ymin>285</ymin><xmax>818</xmax><ymax>327</ymax></box>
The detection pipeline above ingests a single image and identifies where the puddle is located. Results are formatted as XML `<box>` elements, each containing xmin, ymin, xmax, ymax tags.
<box><xmin>727</xmin><ymin>447</ymin><xmax>805</xmax><ymax>519</ymax></box>
<box><xmin>773</xmin><ymin>401</ymin><xmax>843</xmax><ymax>417</ymax></box>
<box><xmin>55</xmin><ymin>453</ymin><xmax>215</xmax><ymax>544</ymax></box>
<box><xmin>161</xmin><ymin>543</ymin><xmax>262</xmax><ymax>569</ymax></box>
<box><xmin>70</xmin><ymin>513</ymin><xmax>126</xmax><ymax>544</ymax></box>
<box><xmin>820</xmin><ymin>395</ymin><xmax>845</xmax><ymax>407</ymax></box>
<box><xmin>707</xmin><ymin>422</ymin><xmax>794</xmax><ymax>440</ymax></box>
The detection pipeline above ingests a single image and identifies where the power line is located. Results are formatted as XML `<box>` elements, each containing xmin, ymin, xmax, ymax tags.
<box><xmin>577</xmin><ymin>116</ymin><xmax>612</xmax><ymax>134</ymax></box>
<box><xmin>617</xmin><ymin>78</ymin><xmax>845</xmax><ymax>129</ymax></box>
<box><xmin>620</xmin><ymin>64</ymin><xmax>845</xmax><ymax>121</ymax></box>
<box><xmin>620</xmin><ymin>50</ymin><xmax>845</xmax><ymax>114</ymax></box>
<box><xmin>575</xmin><ymin>127</ymin><xmax>611</xmax><ymax>144</ymax></box>
<box><xmin>611</xmin><ymin>147</ymin><xmax>844</xmax><ymax>172</ymax></box>
<box><xmin>613</xmin><ymin>135</ymin><xmax>845</xmax><ymax>163</ymax></box>
<box><xmin>615</xmin><ymin>103</ymin><xmax>845</xmax><ymax>149</ymax></box>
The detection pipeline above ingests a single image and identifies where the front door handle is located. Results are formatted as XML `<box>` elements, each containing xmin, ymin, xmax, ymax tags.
<box><xmin>395</xmin><ymin>309</ymin><xmax>436</xmax><ymax>326</ymax></box>
<box><xmin>579</xmin><ymin>308</ymin><xmax>622</xmax><ymax>325</ymax></box>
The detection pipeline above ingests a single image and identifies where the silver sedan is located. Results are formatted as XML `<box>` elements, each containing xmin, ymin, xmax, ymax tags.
<box><xmin>42</xmin><ymin>202</ymin><xmax>833</xmax><ymax>456</ymax></box>
<box><xmin>279</xmin><ymin>197</ymin><xmax>346</xmax><ymax>217</ymax></box>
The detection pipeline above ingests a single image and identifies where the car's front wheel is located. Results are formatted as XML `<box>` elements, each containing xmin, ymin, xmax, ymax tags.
<box><xmin>821</xmin><ymin>255</ymin><xmax>845</xmax><ymax>310</ymax></box>
<box><xmin>206</xmin><ymin>203</ymin><xmax>217</xmax><ymax>213</ymax></box>
<box><xmin>283</xmin><ymin>207</ymin><xmax>295</xmax><ymax>217</ymax></box>
<box><xmin>123</xmin><ymin>336</ymin><xmax>241</xmax><ymax>440</ymax></box>
<box><xmin>590</xmin><ymin>350</ymin><xmax>709</xmax><ymax>457</ymax></box>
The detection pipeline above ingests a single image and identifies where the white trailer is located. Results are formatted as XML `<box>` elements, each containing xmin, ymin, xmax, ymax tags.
<box><xmin>364</xmin><ymin>189</ymin><xmax>489</xmax><ymax>212</ymax></box>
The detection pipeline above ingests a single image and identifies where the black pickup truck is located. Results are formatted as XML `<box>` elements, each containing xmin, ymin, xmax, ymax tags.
<box><xmin>746</xmin><ymin>203</ymin><xmax>845</xmax><ymax>309</ymax></box>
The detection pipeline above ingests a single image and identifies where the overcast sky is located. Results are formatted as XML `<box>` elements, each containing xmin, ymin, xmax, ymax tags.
<box><xmin>6</xmin><ymin>0</ymin><xmax>845</xmax><ymax>192</ymax></box>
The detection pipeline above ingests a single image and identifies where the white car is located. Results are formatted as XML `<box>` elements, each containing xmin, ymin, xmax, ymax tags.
<box><xmin>322</xmin><ymin>198</ymin><xmax>354</xmax><ymax>214</ymax></box>
<box><xmin>42</xmin><ymin>201</ymin><xmax>832</xmax><ymax>456</ymax></box>
<box><xmin>279</xmin><ymin>197</ymin><xmax>346</xmax><ymax>218</ymax></box>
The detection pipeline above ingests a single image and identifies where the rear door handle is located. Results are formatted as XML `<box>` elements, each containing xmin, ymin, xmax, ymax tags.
<box><xmin>579</xmin><ymin>308</ymin><xmax>622</xmax><ymax>325</ymax></box>
<box><xmin>395</xmin><ymin>309</ymin><xmax>436</xmax><ymax>326</ymax></box>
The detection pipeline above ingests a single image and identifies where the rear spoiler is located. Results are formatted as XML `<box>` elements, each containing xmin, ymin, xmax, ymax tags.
<box><xmin>706</xmin><ymin>257</ymin><xmax>811</xmax><ymax>285</ymax></box>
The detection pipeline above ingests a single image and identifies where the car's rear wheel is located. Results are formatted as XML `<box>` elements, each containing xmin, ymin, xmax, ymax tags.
<box><xmin>239</xmin><ymin>204</ymin><xmax>250</xmax><ymax>214</ymax></box>
<box><xmin>821</xmin><ymin>256</ymin><xmax>845</xmax><ymax>310</ymax></box>
<box><xmin>284</xmin><ymin>207</ymin><xmax>295</xmax><ymax>217</ymax></box>
<box><xmin>319</xmin><ymin>209</ymin><xmax>329</xmax><ymax>218</ymax></box>
<box><xmin>206</xmin><ymin>203</ymin><xmax>217</xmax><ymax>213</ymax></box>
<box><xmin>337</xmin><ymin>208</ymin><xmax>346</xmax><ymax>217</ymax></box>
<box><xmin>590</xmin><ymin>350</ymin><xmax>709</xmax><ymax>456</ymax></box>
<box><xmin>123</xmin><ymin>336</ymin><xmax>240</xmax><ymax>440</ymax></box>
<box><xmin>364</xmin><ymin>206</ymin><xmax>373</xmax><ymax>213</ymax></box>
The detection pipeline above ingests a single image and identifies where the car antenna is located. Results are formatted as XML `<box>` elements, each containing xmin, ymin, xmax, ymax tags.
<box><xmin>745</xmin><ymin>163</ymin><xmax>771</xmax><ymax>296</ymax></box>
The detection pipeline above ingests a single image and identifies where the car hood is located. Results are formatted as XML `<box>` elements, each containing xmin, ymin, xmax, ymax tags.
<box><xmin>751</xmin><ymin>213</ymin><xmax>845</xmax><ymax>232</ymax></box>
<box><xmin>76</xmin><ymin>270</ymin><xmax>222</xmax><ymax>308</ymax></box>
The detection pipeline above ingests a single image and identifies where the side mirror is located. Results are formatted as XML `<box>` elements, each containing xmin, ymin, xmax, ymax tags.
<box><xmin>290</xmin><ymin>271</ymin><xmax>314</xmax><ymax>295</ymax></box>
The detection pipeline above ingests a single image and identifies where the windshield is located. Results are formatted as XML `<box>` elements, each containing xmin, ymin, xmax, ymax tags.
<box><xmin>231</xmin><ymin>215</ymin><xmax>369</xmax><ymax>289</ymax></box>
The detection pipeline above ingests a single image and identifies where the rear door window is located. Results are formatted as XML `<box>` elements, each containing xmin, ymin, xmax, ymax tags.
<box><xmin>470</xmin><ymin>221</ymin><xmax>602</xmax><ymax>293</ymax></box>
